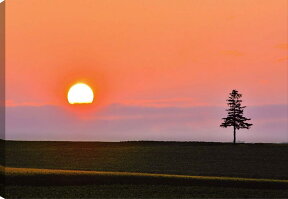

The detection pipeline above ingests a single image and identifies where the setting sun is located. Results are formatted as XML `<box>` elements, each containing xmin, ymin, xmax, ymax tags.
<box><xmin>67</xmin><ymin>83</ymin><xmax>94</xmax><ymax>104</ymax></box>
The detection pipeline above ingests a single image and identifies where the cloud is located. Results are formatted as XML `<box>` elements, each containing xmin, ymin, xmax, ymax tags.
<box><xmin>276</xmin><ymin>56</ymin><xmax>288</xmax><ymax>62</ymax></box>
<box><xmin>5</xmin><ymin>103</ymin><xmax>288</xmax><ymax>143</ymax></box>
<box><xmin>5</xmin><ymin>100</ymin><xmax>54</xmax><ymax>107</ymax></box>
<box><xmin>274</xmin><ymin>43</ymin><xmax>288</xmax><ymax>50</ymax></box>
<box><xmin>220</xmin><ymin>50</ymin><xmax>244</xmax><ymax>56</ymax></box>
<box><xmin>119</xmin><ymin>98</ymin><xmax>210</xmax><ymax>108</ymax></box>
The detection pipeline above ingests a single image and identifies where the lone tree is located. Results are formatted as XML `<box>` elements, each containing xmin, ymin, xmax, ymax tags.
<box><xmin>220</xmin><ymin>90</ymin><xmax>253</xmax><ymax>144</ymax></box>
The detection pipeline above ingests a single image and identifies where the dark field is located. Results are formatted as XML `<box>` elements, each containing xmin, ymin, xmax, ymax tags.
<box><xmin>5</xmin><ymin>185</ymin><xmax>288</xmax><ymax>198</ymax></box>
<box><xmin>5</xmin><ymin>141</ymin><xmax>288</xmax><ymax>179</ymax></box>
<box><xmin>3</xmin><ymin>141</ymin><xmax>288</xmax><ymax>198</ymax></box>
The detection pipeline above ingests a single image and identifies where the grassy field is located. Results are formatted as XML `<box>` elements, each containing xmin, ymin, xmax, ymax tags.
<box><xmin>5</xmin><ymin>167</ymin><xmax>287</xmax><ymax>188</ymax></box>
<box><xmin>5</xmin><ymin>184</ymin><xmax>288</xmax><ymax>198</ymax></box>
<box><xmin>3</xmin><ymin>141</ymin><xmax>288</xmax><ymax>198</ymax></box>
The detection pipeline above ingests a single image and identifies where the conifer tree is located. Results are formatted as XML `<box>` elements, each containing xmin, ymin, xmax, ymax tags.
<box><xmin>220</xmin><ymin>90</ymin><xmax>253</xmax><ymax>144</ymax></box>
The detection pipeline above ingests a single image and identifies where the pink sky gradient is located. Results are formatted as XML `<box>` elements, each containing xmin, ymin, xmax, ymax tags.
<box><xmin>5</xmin><ymin>0</ymin><xmax>288</xmax><ymax>142</ymax></box>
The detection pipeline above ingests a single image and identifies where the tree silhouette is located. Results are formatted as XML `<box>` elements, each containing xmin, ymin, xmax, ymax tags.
<box><xmin>220</xmin><ymin>90</ymin><xmax>253</xmax><ymax>144</ymax></box>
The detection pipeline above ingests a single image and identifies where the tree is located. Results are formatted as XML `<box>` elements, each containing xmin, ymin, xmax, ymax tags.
<box><xmin>220</xmin><ymin>90</ymin><xmax>253</xmax><ymax>144</ymax></box>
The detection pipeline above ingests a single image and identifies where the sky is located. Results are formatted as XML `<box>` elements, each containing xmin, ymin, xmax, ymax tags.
<box><xmin>5</xmin><ymin>0</ymin><xmax>288</xmax><ymax>142</ymax></box>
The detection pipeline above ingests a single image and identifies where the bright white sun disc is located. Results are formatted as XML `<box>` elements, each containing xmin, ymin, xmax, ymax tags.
<box><xmin>67</xmin><ymin>83</ymin><xmax>94</xmax><ymax>104</ymax></box>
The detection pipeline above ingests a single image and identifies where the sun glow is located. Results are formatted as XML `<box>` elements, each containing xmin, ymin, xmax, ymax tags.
<box><xmin>67</xmin><ymin>83</ymin><xmax>94</xmax><ymax>104</ymax></box>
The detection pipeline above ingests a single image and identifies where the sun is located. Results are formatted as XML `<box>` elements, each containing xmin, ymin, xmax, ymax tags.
<box><xmin>67</xmin><ymin>83</ymin><xmax>94</xmax><ymax>104</ymax></box>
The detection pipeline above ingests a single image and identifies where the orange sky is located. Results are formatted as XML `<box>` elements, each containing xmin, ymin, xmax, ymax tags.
<box><xmin>6</xmin><ymin>0</ymin><xmax>287</xmax><ymax>107</ymax></box>
<box><xmin>4</xmin><ymin>0</ymin><xmax>288</xmax><ymax>142</ymax></box>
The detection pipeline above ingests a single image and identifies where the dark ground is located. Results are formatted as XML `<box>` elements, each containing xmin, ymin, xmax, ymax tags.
<box><xmin>5</xmin><ymin>184</ymin><xmax>288</xmax><ymax>198</ymax></box>
<box><xmin>5</xmin><ymin>141</ymin><xmax>288</xmax><ymax>179</ymax></box>
<box><xmin>3</xmin><ymin>141</ymin><xmax>288</xmax><ymax>198</ymax></box>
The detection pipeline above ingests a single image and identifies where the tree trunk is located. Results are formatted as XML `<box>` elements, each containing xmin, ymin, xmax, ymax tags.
<box><xmin>233</xmin><ymin>126</ymin><xmax>236</xmax><ymax>144</ymax></box>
